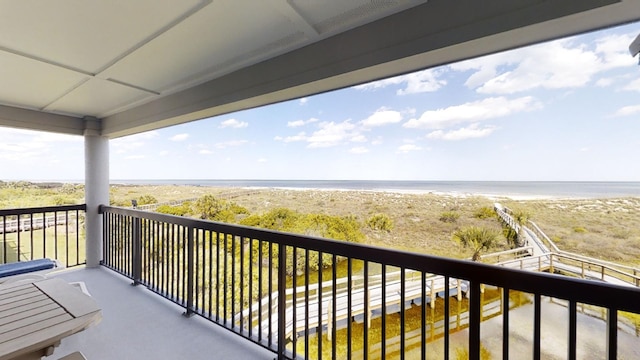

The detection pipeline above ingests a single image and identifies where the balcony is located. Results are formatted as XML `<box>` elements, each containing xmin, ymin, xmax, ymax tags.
<box><xmin>2</xmin><ymin>205</ymin><xmax>640</xmax><ymax>360</ymax></box>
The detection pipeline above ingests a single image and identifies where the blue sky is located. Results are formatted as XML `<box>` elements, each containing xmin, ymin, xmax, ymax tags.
<box><xmin>2</xmin><ymin>22</ymin><xmax>640</xmax><ymax>181</ymax></box>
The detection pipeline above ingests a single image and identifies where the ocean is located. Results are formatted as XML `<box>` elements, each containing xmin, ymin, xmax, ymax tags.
<box><xmin>109</xmin><ymin>180</ymin><xmax>640</xmax><ymax>199</ymax></box>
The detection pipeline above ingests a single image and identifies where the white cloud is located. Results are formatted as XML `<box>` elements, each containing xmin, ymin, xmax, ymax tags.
<box><xmin>426</xmin><ymin>124</ymin><xmax>497</xmax><ymax>141</ymax></box>
<box><xmin>125</xmin><ymin>155</ymin><xmax>145</xmax><ymax>160</ymax></box>
<box><xmin>624</xmin><ymin>78</ymin><xmax>640</xmax><ymax>92</ymax></box>
<box><xmin>258</xmin><ymin>158</ymin><xmax>267</xmax><ymax>162</ymax></box>
<box><xmin>396</xmin><ymin>144</ymin><xmax>422</xmax><ymax>154</ymax></box>
<box><xmin>350</xmin><ymin>134</ymin><xmax>367</xmax><ymax>142</ymax></box>
<box><xmin>450</xmin><ymin>33</ymin><xmax>636</xmax><ymax>94</ymax></box>
<box><xmin>215</xmin><ymin>140</ymin><xmax>248</xmax><ymax>149</ymax></box>
<box><xmin>307</xmin><ymin>120</ymin><xmax>356</xmax><ymax>148</ymax></box>
<box><xmin>112</xmin><ymin>131</ymin><xmax>159</xmax><ymax>153</ymax></box>
<box><xmin>350</xmin><ymin>146</ymin><xmax>369</xmax><ymax>154</ymax></box>
<box><xmin>354</xmin><ymin>69</ymin><xmax>447</xmax><ymax>95</ymax></box>
<box><xmin>361</xmin><ymin>108</ymin><xmax>403</xmax><ymax>127</ymax></box>
<box><xmin>159</xmin><ymin>150</ymin><xmax>169</xmax><ymax>156</ymax></box>
<box><xmin>199</xmin><ymin>149</ymin><xmax>213</xmax><ymax>155</ymax></box>
<box><xmin>611</xmin><ymin>105</ymin><xmax>640</xmax><ymax>117</ymax></box>
<box><xmin>169</xmin><ymin>133</ymin><xmax>189</xmax><ymax>141</ymax></box>
<box><xmin>275</xmin><ymin>132</ymin><xmax>307</xmax><ymax>143</ymax></box>
<box><xmin>287</xmin><ymin>118</ymin><xmax>318</xmax><ymax>127</ymax></box>
<box><xmin>219</xmin><ymin>118</ymin><xmax>248</xmax><ymax>128</ymax></box>
<box><xmin>299</xmin><ymin>97</ymin><xmax>308</xmax><ymax>105</ymax></box>
<box><xmin>403</xmin><ymin>96</ymin><xmax>540</xmax><ymax>129</ymax></box>
<box><xmin>371</xmin><ymin>137</ymin><xmax>383</xmax><ymax>145</ymax></box>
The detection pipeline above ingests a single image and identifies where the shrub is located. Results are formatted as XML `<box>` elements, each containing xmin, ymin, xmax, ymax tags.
<box><xmin>137</xmin><ymin>195</ymin><xmax>157</xmax><ymax>205</ymax></box>
<box><xmin>156</xmin><ymin>204</ymin><xmax>190</xmax><ymax>216</ymax></box>
<box><xmin>474</xmin><ymin>206</ymin><xmax>496</xmax><ymax>219</ymax></box>
<box><xmin>439</xmin><ymin>211</ymin><xmax>460</xmax><ymax>223</ymax></box>
<box><xmin>366</xmin><ymin>213</ymin><xmax>393</xmax><ymax>232</ymax></box>
<box><xmin>573</xmin><ymin>226</ymin><xmax>588</xmax><ymax>233</ymax></box>
<box><xmin>452</xmin><ymin>226</ymin><xmax>500</xmax><ymax>261</ymax></box>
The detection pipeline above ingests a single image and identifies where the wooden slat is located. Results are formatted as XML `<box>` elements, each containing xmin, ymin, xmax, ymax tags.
<box><xmin>0</xmin><ymin>297</ymin><xmax>50</xmax><ymax>318</ymax></box>
<box><xmin>0</xmin><ymin>290</ymin><xmax>42</xmax><ymax>308</ymax></box>
<box><xmin>0</xmin><ymin>314</ymin><xmax>99</xmax><ymax>359</ymax></box>
<box><xmin>34</xmin><ymin>279</ymin><xmax>100</xmax><ymax>318</ymax></box>
<box><xmin>0</xmin><ymin>307</ymin><xmax>69</xmax><ymax>337</ymax></box>
<box><xmin>0</xmin><ymin>302</ymin><xmax>60</xmax><ymax>325</ymax></box>
<box><xmin>0</xmin><ymin>293</ymin><xmax>48</xmax><ymax>313</ymax></box>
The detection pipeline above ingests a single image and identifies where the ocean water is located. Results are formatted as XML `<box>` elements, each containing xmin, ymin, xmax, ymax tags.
<box><xmin>110</xmin><ymin>180</ymin><xmax>640</xmax><ymax>199</ymax></box>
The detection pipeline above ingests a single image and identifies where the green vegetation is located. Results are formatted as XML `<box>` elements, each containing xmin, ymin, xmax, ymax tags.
<box><xmin>474</xmin><ymin>206</ymin><xmax>496</xmax><ymax>219</ymax></box>
<box><xmin>366</xmin><ymin>213</ymin><xmax>394</xmax><ymax>232</ymax></box>
<box><xmin>452</xmin><ymin>226</ymin><xmax>500</xmax><ymax>261</ymax></box>
<box><xmin>137</xmin><ymin>194</ymin><xmax>157</xmax><ymax>205</ymax></box>
<box><xmin>573</xmin><ymin>226</ymin><xmax>588</xmax><ymax>233</ymax></box>
<box><xmin>439</xmin><ymin>211</ymin><xmax>460</xmax><ymax>223</ymax></box>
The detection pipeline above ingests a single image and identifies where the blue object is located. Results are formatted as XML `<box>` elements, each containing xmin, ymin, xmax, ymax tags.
<box><xmin>0</xmin><ymin>258</ymin><xmax>56</xmax><ymax>278</ymax></box>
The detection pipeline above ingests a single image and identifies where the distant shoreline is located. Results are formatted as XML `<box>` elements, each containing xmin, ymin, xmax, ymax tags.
<box><xmin>7</xmin><ymin>179</ymin><xmax>640</xmax><ymax>200</ymax></box>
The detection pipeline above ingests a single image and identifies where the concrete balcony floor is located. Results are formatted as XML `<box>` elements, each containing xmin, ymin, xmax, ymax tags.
<box><xmin>45</xmin><ymin>266</ymin><xmax>274</xmax><ymax>360</ymax></box>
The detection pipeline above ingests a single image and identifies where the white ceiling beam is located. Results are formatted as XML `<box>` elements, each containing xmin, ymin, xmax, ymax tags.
<box><xmin>0</xmin><ymin>104</ymin><xmax>84</xmax><ymax>135</ymax></box>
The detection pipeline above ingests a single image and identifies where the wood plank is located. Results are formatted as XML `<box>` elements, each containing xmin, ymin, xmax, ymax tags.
<box><xmin>0</xmin><ymin>293</ymin><xmax>47</xmax><ymax>313</ymax></box>
<box><xmin>0</xmin><ymin>308</ymin><xmax>73</xmax><ymax>343</ymax></box>
<box><xmin>0</xmin><ymin>297</ymin><xmax>50</xmax><ymax>318</ymax></box>
<box><xmin>0</xmin><ymin>313</ymin><xmax>99</xmax><ymax>359</ymax></box>
<box><xmin>34</xmin><ymin>279</ymin><xmax>100</xmax><ymax>318</ymax></box>
<box><xmin>0</xmin><ymin>303</ymin><xmax>60</xmax><ymax>334</ymax></box>
<box><xmin>0</xmin><ymin>286</ymin><xmax>40</xmax><ymax>304</ymax></box>
<box><xmin>0</xmin><ymin>290</ymin><xmax>42</xmax><ymax>310</ymax></box>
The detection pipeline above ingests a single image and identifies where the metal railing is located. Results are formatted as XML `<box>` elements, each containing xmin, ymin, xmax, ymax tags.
<box><xmin>0</xmin><ymin>204</ymin><xmax>87</xmax><ymax>267</ymax></box>
<box><xmin>100</xmin><ymin>205</ymin><xmax>640</xmax><ymax>360</ymax></box>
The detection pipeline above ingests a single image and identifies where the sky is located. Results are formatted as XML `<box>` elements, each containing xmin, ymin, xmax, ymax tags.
<box><xmin>2</xmin><ymin>22</ymin><xmax>640</xmax><ymax>182</ymax></box>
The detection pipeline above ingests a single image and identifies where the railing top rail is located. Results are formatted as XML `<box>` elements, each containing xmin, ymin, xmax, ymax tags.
<box><xmin>0</xmin><ymin>204</ymin><xmax>86</xmax><ymax>216</ymax></box>
<box><xmin>101</xmin><ymin>205</ymin><xmax>640</xmax><ymax>313</ymax></box>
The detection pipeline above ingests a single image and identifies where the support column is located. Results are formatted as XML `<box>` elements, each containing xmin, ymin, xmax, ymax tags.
<box><xmin>84</xmin><ymin>118</ymin><xmax>109</xmax><ymax>268</ymax></box>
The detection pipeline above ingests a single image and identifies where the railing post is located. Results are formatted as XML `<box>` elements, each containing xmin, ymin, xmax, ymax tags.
<box><xmin>277</xmin><ymin>243</ymin><xmax>286</xmax><ymax>360</ymax></box>
<box><xmin>132</xmin><ymin>217</ymin><xmax>142</xmax><ymax>285</ymax></box>
<box><xmin>469</xmin><ymin>281</ymin><xmax>481</xmax><ymax>360</ymax></box>
<box><xmin>183</xmin><ymin>226</ymin><xmax>195</xmax><ymax>317</ymax></box>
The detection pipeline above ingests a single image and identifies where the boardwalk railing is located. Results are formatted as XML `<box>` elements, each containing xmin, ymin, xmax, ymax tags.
<box><xmin>496</xmin><ymin>203</ymin><xmax>640</xmax><ymax>287</ymax></box>
<box><xmin>0</xmin><ymin>204</ymin><xmax>86</xmax><ymax>266</ymax></box>
<box><xmin>101</xmin><ymin>205</ymin><xmax>640</xmax><ymax>360</ymax></box>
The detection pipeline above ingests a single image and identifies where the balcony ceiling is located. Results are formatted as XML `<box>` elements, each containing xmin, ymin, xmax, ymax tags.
<box><xmin>0</xmin><ymin>0</ymin><xmax>639</xmax><ymax>138</ymax></box>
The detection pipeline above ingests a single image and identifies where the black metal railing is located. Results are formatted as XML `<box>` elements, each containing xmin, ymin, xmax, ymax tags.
<box><xmin>100</xmin><ymin>205</ymin><xmax>640</xmax><ymax>360</ymax></box>
<box><xmin>0</xmin><ymin>204</ymin><xmax>87</xmax><ymax>267</ymax></box>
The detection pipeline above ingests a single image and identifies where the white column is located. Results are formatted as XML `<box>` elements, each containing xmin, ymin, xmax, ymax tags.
<box><xmin>84</xmin><ymin>119</ymin><xmax>109</xmax><ymax>268</ymax></box>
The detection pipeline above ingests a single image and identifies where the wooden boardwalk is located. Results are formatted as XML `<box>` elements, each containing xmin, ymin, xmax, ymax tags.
<box><xmin>237</xmin><ymin>270</ymin><xmax>469</xmax><ymax>341</ymax></box>
<box><xmin>0</xmin><ymin>214</ymin><xmax>71</xmax><ymax>234</ymax></box>
<box><xmin>235</xmin><ymin>203</ymin><xmax>640</xmax><ymax>342</ymax></box>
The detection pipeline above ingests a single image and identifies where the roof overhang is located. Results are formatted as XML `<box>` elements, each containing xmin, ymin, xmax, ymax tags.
<box><xmin>1</xmin><ymin>0</ymin><xmax>639</xmax><ymax>138</ymax></box>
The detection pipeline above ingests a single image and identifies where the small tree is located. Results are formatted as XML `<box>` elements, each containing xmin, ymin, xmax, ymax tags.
<box><xmin>366</xmin><ymin>213</ymin><xmax>393</xmax><ymax>232</ymax></box>
<box><xmin>512</xmin><ymin>210</ymin><xmax>530</xmax><ymax>246</ymax></box>
<box><xmin>452</xmin><ymin>226</ymin><xmax>499</xmax><ymax>261</ymax></box>
<box><xmin>137</xmin><ymin>195</ymin><xmax>157</xmax><ymax>205</ymax></box>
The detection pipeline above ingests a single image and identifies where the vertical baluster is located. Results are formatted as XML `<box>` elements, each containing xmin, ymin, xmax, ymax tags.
<box><xmin>317</xmin><ymin>251</ymin><xmax>323</xmax><ymax>360</ymax></box>
<box><xmin>382</xmin><ymin>264</ymin><xmax>387</xmax><ymax>358</ymax></box>
<box><xmin>533</xmin><ymin>293</ymin><xmax>541</xmax><ymax>360</ymax></box>
<box><xmin>363</xmin><ymin>261</ymin><xmax>369</xmax><ymax>360</ymax></box>
<box><xmin>421</xmin><ymin>271</ymin><xmax>426</xmax><ymax>360</ymax></box>
<box><xmin>331</xmin><ymin>253</ymin><xmax>337</xmax><ymax>359</ymax></box>
<box><xmin>607</xmin><ymin>308</ymin><xmax>618</xmax><ymax>360</ymax></box>
<box><xmin>444</xmin><ymin>276</ymin><xmax>450</xmax><ymax>360</ymax></box>
<box><xmin>292</xmin><ymin>247</ymin><xmax>297</xmax><ymax>356</ymax></box>
<box><xmin>503</xmin><ymin>287</ymin><xmax>510</xmax><ymax>360</ymax></box>
<box><xmin>347</xmin><ymin>258</ymin><xmax>353</xmax><ymax>360</ymax></box>
<box><xmin>469</xmin><ymin>281</ymin><xmax>481</xmax><ymax>360</ymax></box>
<box><xmin>277</xmin><ymin>243</ymin><xmax>286</xmax><ymax>360</ymax></box>
<box><xmin>268</xmin><ymin>241</ymin><xmax>273</xmax><ymax>347</ymax></box>
<box><xmin>568</xmin><ymin>300</ymin><xmax>576</xmax><ymax>360</ymax></box>
<box><xmin>304</xmin><ymin>248</ymin><xmax>309</xmax><ymax>360</ymax></box>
